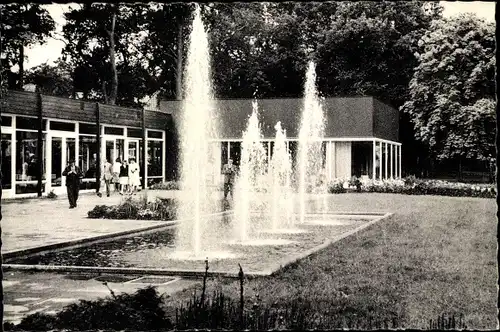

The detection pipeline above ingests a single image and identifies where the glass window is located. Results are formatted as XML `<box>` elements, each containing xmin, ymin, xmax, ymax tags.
<box><xmin>321</xmin><ymin>141</ymin><xmax>327</xmax><ymax>168</ymax></box>
<box><xmin>147</xmin><ymin>140</ymin><xmax>163</xmax><ymax>177</ymax></box>
<box><xmin>229</xmin><ymin>141</ymin><xmax>241</xmax><ymax>166</ymax></box>
<box><xmin>1</xmin><ymin>116</ymin><xmax>12</xmax><ymax>127</ymax></box>
<box><xmin>50</xmin><ymin>121</ymin><xmax>75</xmax><ymax>132</ymax></box>
<box><xmin>16</xmin><ymin>131</ymin><xmax>46</xmax><ymax>194</ymax></box>
<box><xmin>128</xmin><ymin>128</ymin><xmax>143</xmax><ymax>138</ymax></box>
<box><xmin>104</xmin><ymin>126</ymin><xmax>124</xmax><ymax>136</ymax></box>
<box><xmin>1</xmin><ymin>133</ymin><xmax>12</xmax><ymax>189</ymax></box>
<box><xmin>147</xmin><ymin>130</ymin><xmax>162</xmax><ymax>139</ymax></box>
<box><xmin>79</xmin><ymin>123</ymin><xmax>98</xmax><ymax>135</ymax></box>
<box><xmin>79</xmin><ymin>135</ymin><xmax>98</xmax><ymax>179</ymax></box>
<box><xmin>288</xmin><ymin>141</ymin><xmax>298</xmax><ymax>171</ymax></box>
<box><xmin>16</xmin><ymin>117</ymin><xmax>47</xmax><ymax>131</ymax></box>
<box><xmin>262</xmin><ymin>141</ymin><xmax>270</xmax><ymax>168</ymax></box>
<box><xmin>51</xmin><ymin>137</ymin><xmax>63</xmax><ymax>187</ymax></box>
<box><xmin>220</xmin><ymin>142</ymin><xmax>228</xmax><ymax>171</ymax></box>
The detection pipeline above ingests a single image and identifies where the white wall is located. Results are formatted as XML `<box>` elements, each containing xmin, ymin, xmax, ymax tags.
<box><xmin>335</xmin><ymin>142</ymin><xmax>352</xmax><ymax>179</ymax></box>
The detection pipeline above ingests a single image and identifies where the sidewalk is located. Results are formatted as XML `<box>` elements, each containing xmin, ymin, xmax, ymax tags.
<box><xmin>1</xmin><ymin>190</ymin><xmax>177</xmax><ymax>252</ymax></box>
<box><xmin>3</xmin><ymin>270</ymin><xmax>199</xmax><ymax>325</ymax></box>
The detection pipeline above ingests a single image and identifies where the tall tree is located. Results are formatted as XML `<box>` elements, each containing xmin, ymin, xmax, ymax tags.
<box><xmin>62</xmin><ymin>3</ymin><xmax>157</xmax><ymax>106</ymax></box>
<box><xmin>0</xmin><ymin>4</ymin><xmax>55</xmax><ymax>89</ymax></box>
<box><xmin>401</xmin><ymin>14</ymin><xmax>495</xmax><ymax>166</ymax></box>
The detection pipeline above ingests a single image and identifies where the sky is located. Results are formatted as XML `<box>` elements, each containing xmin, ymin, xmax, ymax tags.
<box><xmin>21</xmin><ymin>1</ymin><xmax>497</xmax><ymax>70</ymax></box>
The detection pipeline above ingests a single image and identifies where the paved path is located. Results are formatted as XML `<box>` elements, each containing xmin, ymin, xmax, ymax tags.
<box><xmin>1</xmin><ymin>190</ymin><xmax>179</xmax><ymax>252</ymax></box>
<box><xmin>3</xmin><ymin>270</ymin><xmax>199</xmax><ymax>325</ymax></box>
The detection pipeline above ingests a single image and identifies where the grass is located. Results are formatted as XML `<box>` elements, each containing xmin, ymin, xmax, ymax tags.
<box><xmin>162</xmin><ymin>193</ymin><xmax>497</xmax><ymax>329</ymax></box>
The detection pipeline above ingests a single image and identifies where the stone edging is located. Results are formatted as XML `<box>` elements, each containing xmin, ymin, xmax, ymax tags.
<box><xmin>269</xmin><ymin>212</ymin><xmax>393</xmax><ymax>276</ymax></box>
<box><xmin>3</xmin><ymin>212</ymin><xmax>391</xmax><ymax>280</ymax></box>
<box><xmin>1</xmin><ymin>264</ymin><xmax>271</xmax><ymax>280</ymax></box>
<box><xmin>3</xmin><ymin>210</ymin><xmax>233</xmax><ymax>261</ymax></box>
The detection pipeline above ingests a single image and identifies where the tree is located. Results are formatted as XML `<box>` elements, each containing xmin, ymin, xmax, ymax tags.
<box><xmin>315</xmin><ymin>1</ymin><xmax>442</xmax><ymax>106</ymax></box>
<box><xmin>0</xmin><ymin>4</ymin><xmax>55</xmax><ymax>89</ymax></box>
<box><xmin>401</xmin><ymin>14</ymin><xmax>495</xmax><ymax>167</ymax></box>
<box><xmin>24</xmin><ymin>60</ymin><xmax>73</xmax><ymax>97</ymax></box>
<box><xmin>62</xmin><ymin>3</ymin><xmax>157</xmax><ymax>106</ymax></box>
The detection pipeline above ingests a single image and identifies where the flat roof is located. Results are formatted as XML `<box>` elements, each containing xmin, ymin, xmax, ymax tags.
<box><xmin>160</xmin><ymin>96</ymin><xmax>399</xmax><ymax>142</ymax></box>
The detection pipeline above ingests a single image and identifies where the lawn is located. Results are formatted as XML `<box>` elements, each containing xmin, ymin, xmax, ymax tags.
<box><xmin>162</xmin><ymin>193</ymin><xmax>497</xmax><ymax>329</ymax></box>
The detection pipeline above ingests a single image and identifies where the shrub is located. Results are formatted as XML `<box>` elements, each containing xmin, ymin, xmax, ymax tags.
<box><xmin>328</xmin><ymin>177</ymin><xmax>496</xmax><ymax>199</ymax></box>
<box><xmin>349</xmin><ymin>176</ymin><xmax>362</xmax><ymax>192</ymax></box>
<box><xmin>46</xmin><ymin>190</ymin><xmax>58</xmax><ymax>199</ymax></box>
<box><xmin>87</xmin><ymin>197</ymin><xmax>178</xmax><ymax>220</ymax></box>
<box><xmin>15</xmin><ymin>286</ymin><xmax>172</xmax><ymax>331</ymax></box>
<box><xmin>327</xmin><ymin>179</ymin><xmax>346</xmax><ymax>194</ymax></box>
<box><xmin>149</xmin><ymin>181</ymin><xmax>181</xmax><ymax>190</ymax></box>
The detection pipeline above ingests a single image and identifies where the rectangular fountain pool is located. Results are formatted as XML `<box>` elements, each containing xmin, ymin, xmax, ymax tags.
<box><xmin>7</xmin><ymin>212</ymin><xmax>391</xmax><ymax>277</ymax></box>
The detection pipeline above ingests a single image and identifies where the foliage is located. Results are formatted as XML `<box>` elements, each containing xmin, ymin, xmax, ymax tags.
<box><xmin>149</xmin><ymin>180</ymin><xmax>181</xmax><ymax>190</ymax></box>
<box><xmin>327</xmin><ymin>178</ymin><xmax>347</xmax><ymax>194</ymax></box>
<box><xmin>429</xmin><ymin>313</ymin><xmax>468</xmax><ymax>330</ymax></box>
<box><xmin>61</xmin><ymin>3</ymin><xmax>159</xmax><ymax>106</ymax></box>
<box><xmin>0</xmin><ymin>4</ymin><xmax>55</xmax><ymax>88</ymax></box>
<box><xmin>46</xmin><ymin>190</ymin><xmax>57</xmax><ymax>199</ymax></box>
<box><xmin>328</xmin><ymin>176</ymin><xmax>496</xmax><ymax>198</ymax></box>
<box><xmin>316</xmin><ymin>1</ymin><xmax>442</xmax><ymax>106</ymax></box>
<box><xmin>401</xmin><ymin>14</ymin><xmax>496</xmax><ymax>162</ymax></box>
<box><xmin>87</xmin><ymin>197</ymin><xmax>177</xmax><ymax>220</ymax></box>
<box><xmin>24</xmin><ymin>60</ymin><xmax>74</xmax><ymax>97</ymax></box>
<box><xmin>13</xmin><ymin>286</ymin><xmax>172</xmax><ymax>331</ymax></box>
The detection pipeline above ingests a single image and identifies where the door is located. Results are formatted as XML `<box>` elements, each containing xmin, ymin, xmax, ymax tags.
<box><xmin>105</xmin><ymin>138</ymin><xmax>125</xmax><ymax>164</ymax></box>
<box><xmin>49</xmin><ymin>135</ymin><xmax>76</xmax><ymax>192</ymax></box>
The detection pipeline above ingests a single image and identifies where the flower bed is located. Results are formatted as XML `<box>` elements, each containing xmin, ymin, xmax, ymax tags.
<box><xmin>88</xmin><ymin>197</ymin><xmax>177</xmax><ymax>221</ymax></box>
<box><xmin>327</xmin><ymin>176</ymin><xmax>496</xmax><ymax>198</ymax></box>
<box><xmin>148</xmin><ymin>181</ymin><xmax>181</xmax><ymax>190</ymax></box>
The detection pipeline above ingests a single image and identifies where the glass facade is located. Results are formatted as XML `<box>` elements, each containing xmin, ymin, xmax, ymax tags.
<box><xmin>79</xmin><ymin>135</ymin><xmax>98</xmax><ymax>190</ymax></box>
<box><xmin>1</xmin><ymin>133</ymin><xmax>12</xmax><ymax>189</ymax></box>
<box><xmin>1</xmin><ymin>115</ymin><xmax>166</xmax><ymax>197</ymax></box>
<box><xmin>16</xmin><ymin>131</ymin><xmax>46</xmax><ymax>194</ymax></box>
<box><xmin>147</xmin><ymin>140</ymin><xmax>163</xmax><ymax>177</ymax></box>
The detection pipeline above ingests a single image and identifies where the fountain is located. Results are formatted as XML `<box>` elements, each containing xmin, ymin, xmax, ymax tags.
<box><xmin>229</xmin><ymin>102</ymin><xmax>297</xmax><ymax>246</ymax></box>
<box><xmin>232</xmin><ymin>100</ymin><xmax>267</xmax><ymax>242</ymax></box>
<box><xmin>174</xmin><ymin>6</ymin><xmax>234</xmax><ymax>259</ymax></box>
<box><xmin>260</xmin><ymin>122</ymin><xmax>305</xmax><ymax>235</ymax></box>
<box><xmin>297</xmin><ymin>61</ymin><xmax>326</xmax><ymax>223</ymax></box>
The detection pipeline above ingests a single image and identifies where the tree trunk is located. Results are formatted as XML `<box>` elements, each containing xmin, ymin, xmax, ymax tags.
<box><xmin>18</xmin><ymin>44</ymin><xmax>24</xmax><ymax>90</ymax></box>
<box><xmin>102</xmin><ymin>81</ymin><xmax>109</xmax><ymax>104</ymax></box>
<box><xmin>175</xmin><ymin>24</ymin><xmax>183</xmax><ymax>100</ymax></box>
<box><xmin>458</xmin><ymin>158</ymin><xmax>463</xmax><ymax>182</ymax></box>
<box><xmin>107</xmin><ymin>9</ymin><xmax>118</xmax><ymax>105</ymax></box>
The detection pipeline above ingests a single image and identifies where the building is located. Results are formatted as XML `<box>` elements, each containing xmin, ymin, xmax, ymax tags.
<box><xmin>1</xmin><ymin>90</ymin><xmax>172</xmax><ymax>199</ymax></box>
<box><xmin>1</xmin><ymin>92</ymin><xmax>401</xmax><ymax>198</ymax></box>
<box><xmin>160</xmin><ymin>96</ymin><xmax>402</xmax><ymax>185</ymax></box>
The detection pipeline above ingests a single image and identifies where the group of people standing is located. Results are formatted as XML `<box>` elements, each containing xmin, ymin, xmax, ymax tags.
<box><xmin>62</xmin><ymin>157</ymin><xmax>141</xmax><ymax>208</ymax></box>
<box><xmin>102</xmin><ymin>158</ymin><xmax>141</xmax><ymax>196</ymax></box>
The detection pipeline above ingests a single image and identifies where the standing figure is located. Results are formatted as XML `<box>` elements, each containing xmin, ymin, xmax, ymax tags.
<box><xmin>112</xmin><ymin>158</ymin><xmax>121</xmax><ymax>192</ymax></box>
<box><xmin>119</xmin><ymin>160</ymin><xmax>129</xmax><ymax>195</ymax></box>
<box><xmin>128</xmin><ymin>158</ymin><xmax>141</xmax><ymax>195</ymax></box>
<box><xmin>222</xmin><ymin>158</ymin><xmax>237</xmax><ymax>200</ymax></box>
<box><xmin>62</xmin><ymin>158</ymin><xmax>83</xmax><ymax>208</ymax></box>
<box><xmin>102</xmin><ymin>159</ymin><xmax>113</xmax><ymax>197</ymax></box>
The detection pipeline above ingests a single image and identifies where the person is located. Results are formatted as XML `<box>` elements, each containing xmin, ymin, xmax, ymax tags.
<box><xmin>128</xmin><ymin>158</ymin><xmax>141</xmax><ymax>195</ymax></box>
<box><xmin>62</xmin><ymin>158</ymin><xmax>83</xmax><ymax>208</ymax></box>
<box><xmin>102</xmin><ymin>158</ymin><xmax>113</xmax><ymax>197</ymax></box>
<box><xmin>112</xmin><ymin>158</ymin><xmax>121</xmax><ymax>192</ymax></box>
<box><xmin>119</xmin><ymin>159</ymin><xmax>129</xmax><ymax>195</ymax></box>
<box><xmin>222</xmin><ymin>158</ymin><xmax>237</xmax><ymax>199</ymax></box>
